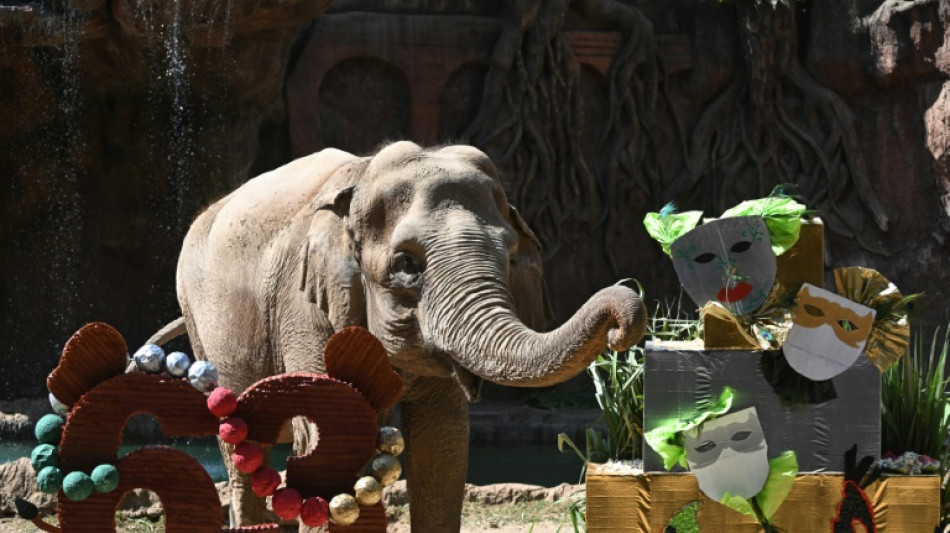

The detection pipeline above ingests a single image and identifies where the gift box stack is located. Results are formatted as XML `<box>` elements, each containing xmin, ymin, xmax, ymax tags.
<box><xmin>585</xmin><ymin>194</ymin><xmax>939</xmax><ymax>532</ymax></box>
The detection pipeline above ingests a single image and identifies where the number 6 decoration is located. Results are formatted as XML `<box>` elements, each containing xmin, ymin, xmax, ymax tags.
<box><xmin>28</xmin><ymin>323</ymin><xmax>403</xmax><ymax>532</ymax></box>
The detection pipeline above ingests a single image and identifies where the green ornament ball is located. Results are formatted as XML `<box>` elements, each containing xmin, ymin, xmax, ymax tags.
<box><xmin>36</xmin><ymin>466</ymin><xmax>63</xmax><ymax>494</ymax></box>
<box><xmin>62</xmin><ymin>471</ymin><xmax>94</xmax><ymax>501</ymax></box>
<box><xmin>30</xmin><ymin>443</ymin><xmax>59</xmax><ymax>471</ymax></box>
<box><xmin>34</xmin><ymin>414</ymin><xmax>65</xmax><ymax>445</ymax></box>
<box><xmin>91</xmin><ymin>464</ymin><xmax>119</xmax><ymax>493</ymax></box>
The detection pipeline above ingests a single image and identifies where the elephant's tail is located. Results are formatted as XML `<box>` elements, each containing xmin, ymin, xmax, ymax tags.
<box><xmin>146</xmin><ymin>316</ymin><xmax>187</xmax><ymax>346</ymax></box>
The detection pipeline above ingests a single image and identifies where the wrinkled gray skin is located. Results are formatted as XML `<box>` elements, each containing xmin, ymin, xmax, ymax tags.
<box><xmin>171</xmin><ymin>141</ymin><xmax>647</xmax><ymax>531</ymax></box>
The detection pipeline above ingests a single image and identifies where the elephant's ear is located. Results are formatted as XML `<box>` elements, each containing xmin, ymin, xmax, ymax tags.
<box><xmin>314</xmin><ymin>185</ymin><xmax>355</xmax><ymax>217</ymax></box>
<box><xmin>299</xmin><ymin>160</ymin><xmax>370</xmax><ymax>330</ymax></box>
<box><xmin>508</xmin><ymin>204</ymin><xmax>554</xmax><ymax>331</ymax></box>
<box><xmin>299</xmin><ymin>212</ymin><xmax>365</xmax><ymax>330</ymax></box>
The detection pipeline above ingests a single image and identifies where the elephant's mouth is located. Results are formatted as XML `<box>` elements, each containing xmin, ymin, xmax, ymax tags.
<box><xmin>390</xmin><ymin>347</ymin><xmax>483</xmax><ymax>402</ymax></box>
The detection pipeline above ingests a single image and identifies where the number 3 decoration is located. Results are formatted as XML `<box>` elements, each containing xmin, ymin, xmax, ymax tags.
<box><xmin>21</xmin><ymin>322</ymin><xmax>403</xmax><ymax>533</ymax></box>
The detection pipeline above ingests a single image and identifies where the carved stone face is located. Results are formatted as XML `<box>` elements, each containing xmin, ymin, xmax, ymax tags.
<box><xmin>670</xmin><ymin>216</ymin><xmax>776</xmax><ymax>315</ymax></box>
<box><xmin>783</xmin><ymin>284</ymin><xmax>875</xmax><ymax>381</ymax></box>
<box><xmin>684</xmin><ymin>407</ymin><xmax>769</xmax><ymax>502</ymax></box>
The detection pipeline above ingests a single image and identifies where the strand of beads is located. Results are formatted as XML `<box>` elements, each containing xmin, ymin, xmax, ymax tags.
<box><xmin>131</xmin><ymin>344</ymin><xmax>219</xmax><ymax>392</ymax></box>
<box><xmin>33</xmin><ymin>344</ymin><xmax>216</xmax><ymax>501</ymax></box>
<box><xmin>30</xmin><ymin>413</ymin><xmax>119</xmax><ymax>501</ymax></box>
<box><xmin>205</xmin><ymin>386</ymin><xmax>404</xmax><ymax>527</ymax></box>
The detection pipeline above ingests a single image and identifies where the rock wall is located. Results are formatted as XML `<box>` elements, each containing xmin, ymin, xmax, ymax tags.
<box><xmin>1</xmin><ymin>0</ymin><xmax>948</xmax><ymax>399</ymax></box>
<box><xmin>0</xmin><ymin>0</ymin><xmax>332</xmax><ymax>398</ymax></box>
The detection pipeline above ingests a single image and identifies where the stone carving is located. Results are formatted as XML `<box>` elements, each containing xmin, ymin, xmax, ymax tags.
<box><xmin>672</xmin><ymin>0</ymin><xmax>889</xmax><ymax>253</ymax></box>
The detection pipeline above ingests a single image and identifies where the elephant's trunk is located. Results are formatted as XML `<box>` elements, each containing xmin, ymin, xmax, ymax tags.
<box><xmin>423</xmin><ymin>224</ymin><xmax>647</xmax><ymax>388</ymax></box>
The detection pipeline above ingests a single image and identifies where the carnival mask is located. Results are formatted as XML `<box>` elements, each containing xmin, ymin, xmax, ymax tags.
<box><xmin>783</xmin><ymin>284</ymin><xmax>875</xmax><ymax>381</ymax></box>
<box><xmin>670</xmin><ymin>216</ymin><xmax>777</xmax><ymax>316</ymax></box>
<box><xmin>684</xmin><ymin>407</ymin><xmax>769</xmax><ymax>502</ymax></box>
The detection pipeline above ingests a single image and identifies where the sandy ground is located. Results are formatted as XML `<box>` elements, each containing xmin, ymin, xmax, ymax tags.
<box><xmin>387</xmin><ymin>520</ymin><xmax>568</xmax><ymax>532</ymax></box>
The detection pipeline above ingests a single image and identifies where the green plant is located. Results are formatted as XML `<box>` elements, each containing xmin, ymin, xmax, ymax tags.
<box><xmin>562</xmin><ymin>492</ymin><xmax>586</xmax><ymax>532</ymax></box>
<box><xmin>558</xmin><ymin>346</ymin><xmax>644</xmax><ymax>482</ymax></box>
<box><xmin>647</xmin><ymin>293</ymin><xmax>703</xmax><ymax>343</ymax></box>
<box><xmin>881</xmin><ymin>326</ymin><xmax>950</xmax><ymax>521</ymax></box>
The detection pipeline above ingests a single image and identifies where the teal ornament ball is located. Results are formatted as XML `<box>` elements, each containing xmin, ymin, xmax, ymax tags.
<box><xmin>62</xmin><ymin>471</ymin><xmax>94</xmax><ymax>501</ymax></box>
<box><xmin>36</xmin><ymin>466</ymin><xmax>63</xmax><ymax>494</ymax></box>
<box><xmin>34</xmin><ymin>414</ymin><xmax>65</xmax><ymax>445</ymax></box>
<box><xmin>91</xmin><ymin>464</ymin><xmax>120</xmax><ymax>493</ymax></box>
<box><xmin>30</xmin><ymin>444</ymin><xmax>59</xmax><ymax>471</ymax></box>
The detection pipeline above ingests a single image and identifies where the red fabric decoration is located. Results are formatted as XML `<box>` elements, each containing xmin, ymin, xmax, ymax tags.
<box><xmin>251</xmin><ymin>467</ymin><xmax>281</xmax><ymax>497</ymax></box>
<box><xmin>300</xmin><ymin>496</ymin><xmax>329</xmax><ymax>528</ymax></box>
<box><xmin>271</xmin><ymin>488</ymin><xmax>302</xmax><ymax>520</ymax></box>
<box><xmin>232</xmin><ymin>442</ymin><xmax>264</xmax><ymax>474</ymax></box>
<box><xmin>207</xmin><ymin>387</ymin><xmax>238</xmax><ymax>418</ymax></box>
<box><xmin>219</xmin><ymin>417</ymin><xmax>248</xmax><ymax>445</ymax></box>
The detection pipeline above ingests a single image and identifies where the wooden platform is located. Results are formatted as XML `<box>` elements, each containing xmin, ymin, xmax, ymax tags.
<box><xmin>586</xmin><ymin>469</ymin><xmax>940</xmax><ymax>532</ymax></box>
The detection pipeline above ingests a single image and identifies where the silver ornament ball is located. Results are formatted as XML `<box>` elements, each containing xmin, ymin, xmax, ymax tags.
<box><xmin>188</xmin><ymin>361</ymin><xmax>219</xmax><ymax>392</ymax></box>
<box><xmin>165</xmin><ymin>352</ymin><xmax>191</xmax><ymax>377</ymax></box>
<box><xmin>48</xmin><ymin>392</ymin><xmax>69</xmax><ymax>415</ymax></box>
<box><xmin>133</xmin><ymin>344</ymin><xmax>165</xmax><ymax>373</ymax></box>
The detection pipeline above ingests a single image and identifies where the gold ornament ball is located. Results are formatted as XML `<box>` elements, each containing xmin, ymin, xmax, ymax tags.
<box><xmin>377</xmin><ymin>426</ymin><xmax>405</xmax><ymax>456</ymax></box>
<box><xmin>354</xmin><ymin>475</ymin><xmax>383</xmax><ymax>506</ymax></box>
<box><xmin>329</xmin><ymin>493</ymin><xmax>360</xmax><ymax>525</ymax></box>
<box><xmin>370</xmin><ymin>453</ymin><xmax>402</xmax><ymax>487</ymax></box>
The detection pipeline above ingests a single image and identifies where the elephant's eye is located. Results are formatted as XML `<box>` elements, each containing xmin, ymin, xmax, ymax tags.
<box><xmin>391</xmin><ymin>252</ymin><xmax>424</xmax><ymax>275</ymax></box>
<box><xmin>389</xmin><ymin>252</ymin><xmax>425</xmax><ymax>291</ymax></box>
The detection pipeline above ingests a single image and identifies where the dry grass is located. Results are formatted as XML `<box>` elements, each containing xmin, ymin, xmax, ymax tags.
<box><xmin>386</xmin><ymin>498</ymin><xmax>576</xmax><ymax>532</ymax></box>
<box><xmin>0</xmin><ymin>515</ymin><xmax>168</xmax><ymax>532</ymax></box>
<box><xmin>0</xmin><ymin>498</ymin><xmax>575</xmax><ymax>533</ymax></box>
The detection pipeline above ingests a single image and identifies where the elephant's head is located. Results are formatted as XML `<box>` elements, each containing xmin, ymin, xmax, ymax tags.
<box><xmin>302</xmin><ymin>141</ymin><xmax>646</xmax><ymax>400</ymax></box>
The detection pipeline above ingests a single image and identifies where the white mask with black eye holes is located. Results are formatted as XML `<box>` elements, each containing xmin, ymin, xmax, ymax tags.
<box><xmin>783</xmin><ymin>283</ymin><xmax>875</xmax><ymax>381</ymax></box>
<box><xmin>684</xmin><ymin>407</ymin><xmax>769</xmax><ymax>502</ymax></box>
<box><xmin>670</xmin><ymin>216</ymin><xmax>776</xmax><ymax>316</ymax></box>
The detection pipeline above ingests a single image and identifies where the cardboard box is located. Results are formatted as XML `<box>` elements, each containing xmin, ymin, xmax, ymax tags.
<box><xmin>585</xmin><ymin>469</ymin><xmax>940</xmax><ymax>532</ymax></box>
<box><xmin>643</xmin><ymin>345</ymin><xmax>880</xmax><ymax>472</ymax></box>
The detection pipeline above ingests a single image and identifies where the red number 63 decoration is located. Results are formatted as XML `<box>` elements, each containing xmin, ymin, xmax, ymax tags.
<box><xmin>43</xmin><ymin>323</ymin><xmax>402</xmax><ymax>532</ymax></box>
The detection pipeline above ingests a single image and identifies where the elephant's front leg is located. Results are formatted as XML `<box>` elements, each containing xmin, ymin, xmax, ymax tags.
<box><xmin>219</xmin><ymin>438</ymin><xmax>277</xmax><ymax>527</ymax></box>
<box><xmin>402</xmin><ymin>376</ymin><xmax>470</xmax><ymax>532</ymax></box>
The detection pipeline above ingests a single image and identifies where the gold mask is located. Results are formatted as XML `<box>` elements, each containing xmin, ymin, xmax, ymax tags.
<box><xmin>793</xmin><ymin>285</ymin><xmax>874</xmax><ymax>348</ymax></box>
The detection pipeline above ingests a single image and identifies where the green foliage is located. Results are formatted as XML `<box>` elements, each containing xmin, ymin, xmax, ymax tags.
<box><xmin>563</xmin><ymin>493</ymin><xmax>586</xmax><ymax>532</ymax></box>
<box><xmin>648</xmin><ymin>295</ymin><xmax>703</xmax><ymax>343</ymax></box>
<box><xmin>557</xmin><ymin>347</ymin><xmax>644</xmax><ymax>480</ymax></box>
<box><xmin>881</xmin><ymin>326</ymin><xmax>950</xmax><ymax>521</ymax></box>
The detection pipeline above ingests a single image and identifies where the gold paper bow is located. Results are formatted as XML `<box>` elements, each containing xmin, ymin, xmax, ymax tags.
<box><xmin>833</xmin><ymin>267</ymin><xmax>911</xmax><ymax>372</ymax></box>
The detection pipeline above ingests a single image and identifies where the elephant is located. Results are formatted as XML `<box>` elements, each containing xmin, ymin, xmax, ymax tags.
<box><xmin>152</xmin><ymin>141</ymin><xmax>647</xmax><ymax>531</ymax></box>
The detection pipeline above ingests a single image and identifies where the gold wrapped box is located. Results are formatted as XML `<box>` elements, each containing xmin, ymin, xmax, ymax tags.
<box><xmin>775</xmin><ymin>217</ymin><xmax>824</xmax><ymax>295</ymax></box>
<box><xmin>585</xmin><ymin>467</ymin><xmax>939</xmax><ymax>532</ymax></box>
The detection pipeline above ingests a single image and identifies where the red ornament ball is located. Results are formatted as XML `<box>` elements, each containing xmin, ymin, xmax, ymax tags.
<box><xmin>272</xmin><ymin>487</ymin><xmax>303</xmax><ymax>520</ymax></box>
<box><xmin>207</xmin><ymin>387</ymin><xmax>237</xmax><ymax>417</ymax></box>
<box><xmin>251</xmin><ymin>467</ymin><xmax>282</xmax><ymax>497</ymax></box>
<box><xmin>219</xmin><ymin>416</ymin><xmax>248</xmax><ymax>445</ymax></box>
<box><xmin>232</xmin><ymin>442</ymin><xmax>264</xmax><ymax>474</ymax></box>
<box><xmin>301</xmin><ymin>496</ymin><xmax>330</xmax><ymax>528</ymax></box>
